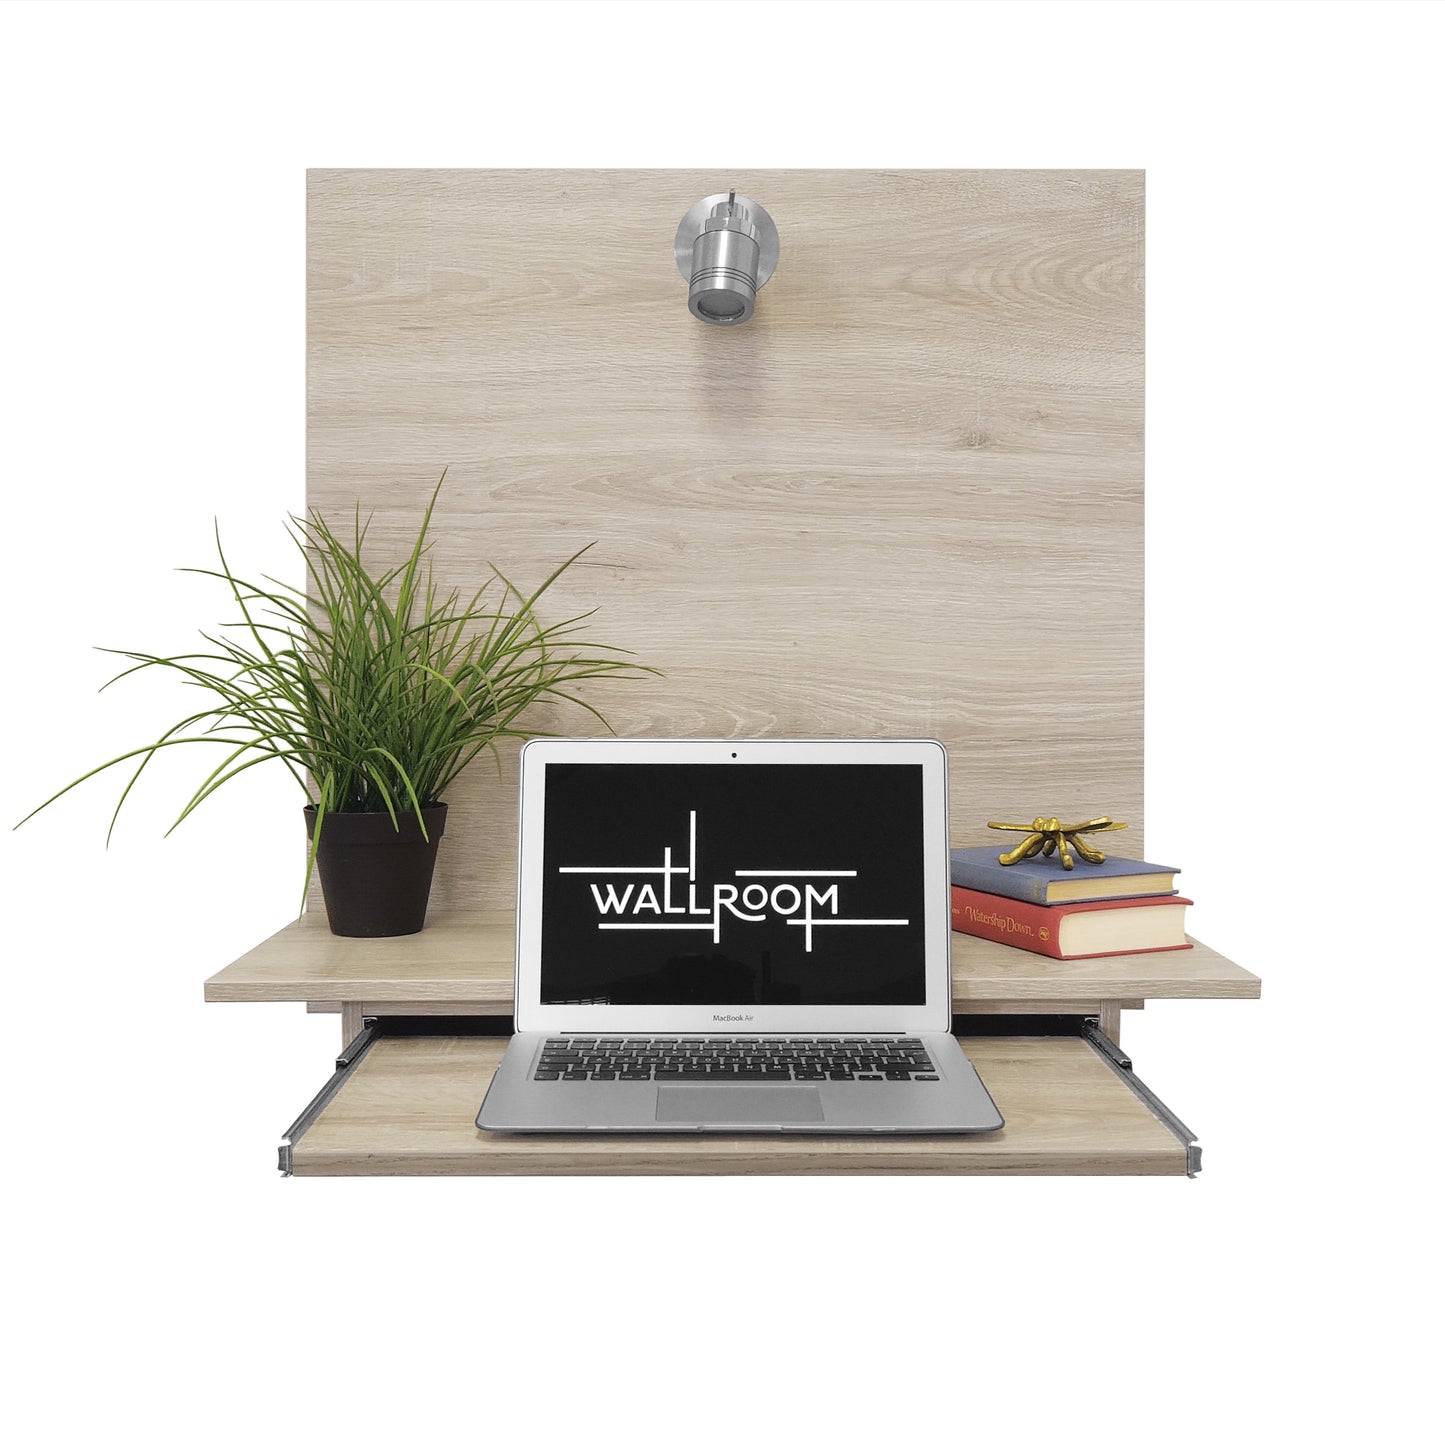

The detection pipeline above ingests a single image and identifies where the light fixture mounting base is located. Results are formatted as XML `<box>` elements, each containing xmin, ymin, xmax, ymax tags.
<box><xmin>674</xmin><ymin>193</ymin><xmax>780</xmax><ymax>289</ymax></box>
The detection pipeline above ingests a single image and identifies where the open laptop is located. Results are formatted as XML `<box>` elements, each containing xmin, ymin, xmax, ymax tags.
<box><xmin>476</xmin><ymin>738</ymin><xmax>1004</xmax><ymax>1134</ymax></box>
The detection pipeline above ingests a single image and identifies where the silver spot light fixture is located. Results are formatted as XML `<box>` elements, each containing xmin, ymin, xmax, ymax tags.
<box><xmin>674</xmin><ymin>190</ymin><xmax>779</xmax><ymax>326</ymax></box>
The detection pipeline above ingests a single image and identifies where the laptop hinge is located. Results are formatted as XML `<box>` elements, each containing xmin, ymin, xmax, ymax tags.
<box><xmin>277</xmin><ymin>1019</ymin><xmax>380</xmax><ymax>1176</ymax></box>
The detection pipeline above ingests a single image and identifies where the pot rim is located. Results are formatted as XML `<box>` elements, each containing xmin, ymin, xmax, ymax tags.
<box><xmin>303</xmin><ymin>801</ymin><xmax>447</xmax><ymax>815</ymax></box>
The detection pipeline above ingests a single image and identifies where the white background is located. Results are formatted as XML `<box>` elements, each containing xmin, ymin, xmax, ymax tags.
<box><xmin>2</xmin><ymin>2</ymin><xmax>1439</xmax><ymax>1440</ymax></box>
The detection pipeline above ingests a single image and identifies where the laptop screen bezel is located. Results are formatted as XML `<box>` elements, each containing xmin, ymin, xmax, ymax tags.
<box><xmin>512</xmin><ymin>738</ymin><xmax>952</xmax><ymax>1035</ymax></box>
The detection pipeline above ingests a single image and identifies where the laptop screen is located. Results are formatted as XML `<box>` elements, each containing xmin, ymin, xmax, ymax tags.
<box><xmin>539</xmin><ymin>762</ymin><xmax>926</xmax><ymax>1007</ymax></box>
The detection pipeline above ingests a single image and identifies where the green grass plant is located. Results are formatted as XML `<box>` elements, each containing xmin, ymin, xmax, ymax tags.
<box><xmin>17</xmin><ymin>475</ymin><xmax>654</xmax><ymax>894</ymax></box>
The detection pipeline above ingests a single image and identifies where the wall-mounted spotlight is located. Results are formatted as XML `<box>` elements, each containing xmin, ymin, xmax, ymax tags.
<box><xmin>674</xmin><ymin>190</ymin><xmax>779</xmax><ymax>326</ymax></box>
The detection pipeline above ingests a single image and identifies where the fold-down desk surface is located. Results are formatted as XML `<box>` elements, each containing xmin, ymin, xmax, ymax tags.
<box><xmin>284</xmin><ymin>1029</ymin><xmax>1195</xmax><ymax>1178</ymax></box>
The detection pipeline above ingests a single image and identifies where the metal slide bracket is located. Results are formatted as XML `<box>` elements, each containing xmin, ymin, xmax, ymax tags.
<box><xmin>277</xmin><ymin>1020</ymin><xmax>379</xmax><ymax>1176</ymax></box>
<box><xmin>1081</xmin><ymin>1018</ymin><xmax>1203</xmax><ymax>1177</ymax></box>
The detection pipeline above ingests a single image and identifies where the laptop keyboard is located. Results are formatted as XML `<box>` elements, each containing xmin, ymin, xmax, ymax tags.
<box><xmin>533</xmin><ymin>1037</ymin><xmax>939</xmax><ymax>1082</ymax></box>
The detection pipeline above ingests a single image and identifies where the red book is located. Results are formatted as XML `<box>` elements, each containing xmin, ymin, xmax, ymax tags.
<box><xmin>951</xmin><ymin>885</ymin><xmax>1193</xmax><ymax>959</ymax></box>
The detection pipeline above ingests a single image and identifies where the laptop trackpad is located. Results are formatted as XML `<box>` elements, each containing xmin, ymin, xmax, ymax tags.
<box><xmin>655</xmin><ymin>1086</ymin><xmax>824</xmax><ymax>1125</ymax></box>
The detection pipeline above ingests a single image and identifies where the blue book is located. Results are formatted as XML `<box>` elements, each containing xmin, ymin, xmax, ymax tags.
<box><xmin>950</xmin><ymin>845</ymin><xmax>1179</xmax><ymax>906</ymax></box>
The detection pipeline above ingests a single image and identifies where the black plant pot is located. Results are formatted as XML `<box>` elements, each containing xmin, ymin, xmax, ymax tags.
<box><xmin>304</xmin><ymin>803</ymin><xmax>448</xmax><ymax>937</ymax></box>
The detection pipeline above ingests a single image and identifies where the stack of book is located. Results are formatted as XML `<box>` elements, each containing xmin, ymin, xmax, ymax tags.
<box><xmin>949</xmin><ymin>846</ymin><xmax>1193</xmax><ymax>959</ymax></box>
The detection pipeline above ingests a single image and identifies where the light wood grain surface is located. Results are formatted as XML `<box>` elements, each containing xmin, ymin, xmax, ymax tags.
<box><xmin>308</xmin><ymin>169</ymin><xmax>1145</xmax><ymax>910</ymax></box>
<box><xmin>204</xmin><ymin>908</ymin><xmax>1257</xmax><ymax>1005</ymax></box>
<box><xmin>288</xmin><ymin>1034</ymin><xmax>1187</xmax><ymax>1177</ymax></box>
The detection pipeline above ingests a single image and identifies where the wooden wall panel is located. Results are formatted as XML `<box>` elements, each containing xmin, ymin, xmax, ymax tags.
<box><xmin>307</xmin><ymin>169</ymin><xmax>1144</xmax><ymax>910</ymax></box>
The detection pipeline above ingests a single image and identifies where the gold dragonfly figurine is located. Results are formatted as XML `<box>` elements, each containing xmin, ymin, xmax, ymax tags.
<box><xmin>987</xmin><ymin>815</ymin><xmax>1128</xmax><ymax>870</ymax></box>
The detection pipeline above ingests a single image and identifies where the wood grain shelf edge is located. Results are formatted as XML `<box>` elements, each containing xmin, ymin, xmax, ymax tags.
<box><xmin>205</xmin><ymin>910</ymin><xmax>1259</xmax><ymax>1006</ymax></box>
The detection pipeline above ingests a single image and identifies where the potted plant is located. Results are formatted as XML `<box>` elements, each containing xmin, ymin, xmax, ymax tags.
<box><xmin>18</xmin><ymin>476</ymin><xmax>653</xmax><ymax>936</ymax></box>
